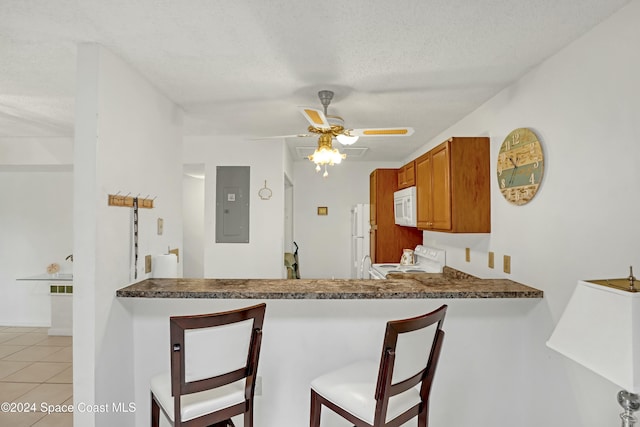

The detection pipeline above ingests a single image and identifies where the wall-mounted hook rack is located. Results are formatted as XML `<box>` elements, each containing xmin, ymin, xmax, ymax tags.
<box><xmin>108</xmin><ymin>193</ymin><xmax>155</xmax><ymax>209</ymax></box>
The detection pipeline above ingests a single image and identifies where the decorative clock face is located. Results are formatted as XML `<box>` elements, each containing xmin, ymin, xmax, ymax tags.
<box><xmin>497</xmin><ymin>128</ymin><xmax>544</xmax><ymax>205</ymax></box>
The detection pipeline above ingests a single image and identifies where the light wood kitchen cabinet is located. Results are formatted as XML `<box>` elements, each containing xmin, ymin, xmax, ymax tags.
<box><xmin>370</xmin><ymin>169</ymin><xmax>423</xmax><ymax>263</ymax></box>
<box><xmin>397</xmin><ymin>160</ymin><xmax>416</xmax><ymax>189</ymax></box>
<box><xmin>416</xmin><ymin>137</ymin><xmax>490</xmax><ymax>232</ymax></box>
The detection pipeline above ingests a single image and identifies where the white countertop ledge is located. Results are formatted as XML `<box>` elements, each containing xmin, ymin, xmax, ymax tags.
<box><xmin>17</xmin><ymin>273</ymin><xmax>73</xmax><ymax>282</ymax></box>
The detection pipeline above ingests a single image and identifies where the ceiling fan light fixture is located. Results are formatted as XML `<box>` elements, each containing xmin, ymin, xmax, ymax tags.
<box><xmin>336</xmin><ymin>133</ymin><xmax>359</xmax><ymax>145</ymax></box>
<box><xmin>308</xmin><ymin>146</ymin><xmax>345</xmax><ymax>166</ymax></box>
<box><xmin>308</xmin><ymin>134</ymin><xmax>346</xmax><ymax>176</ymax></box>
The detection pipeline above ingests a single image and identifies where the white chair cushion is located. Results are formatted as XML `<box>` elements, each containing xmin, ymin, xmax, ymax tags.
<box><xmin>311</xmin><ymin>360</ymin><xmax>421</xmax><ymax>425</ymax></box>
<box><xmin>150</xmin><ymin>372</ymin><xmax>245</xmax><ymax>422</ymax></box>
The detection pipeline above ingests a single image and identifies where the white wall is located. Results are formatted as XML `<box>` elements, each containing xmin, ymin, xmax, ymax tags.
<box><xmin>0</xmin><ymin>168</ymin><xmax>73</xmax><ymax>326</ymax></box>
<box><xmin>184</xmin><ymin>137</ymin><xmax>285</xmax><ymax>278</ymax></box>
<box><xmin>73</xmin><ymin>44</ymin><xmax>183</xmax><ymax>427</ymax></box>
<box><xmin>0</xmin><ymin>137</ymin><xmax>73</xmax><ymax>165</ymax></box>
<box><xmin>183</xmin><ymin>172</ymin><xmax>205</xmax><ymax>277</ymax></box>
<box><xmin>0</xmin><ymin>139</ymin><xmax>74</xmax><ymax>328</ymax></box>
<box><xmin>282</xmin><ymin>138</ymin><xmax>294</xmax><ymax>184</ymax></box>
<box><xmin>404</xmin><ymin>1</ymin><xmax>640</xmax><ymax>424</ymax></box>
<box><xmin>292</xmin><ymin>160</ymin><xmax>399</xmax><ymax>279</ymax></box>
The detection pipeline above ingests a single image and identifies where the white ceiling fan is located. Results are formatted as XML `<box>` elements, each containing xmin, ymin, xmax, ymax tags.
<box><xmin>270</xmin><ymin>90</ymin><xmax>415</xmax><ymax>177</ymax></box>
<box><xmin>297</xmin><ymin>89</ymin><xmax>414</xmax><ymax>144</ymax></box>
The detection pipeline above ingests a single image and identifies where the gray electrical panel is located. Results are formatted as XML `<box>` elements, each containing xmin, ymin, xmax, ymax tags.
<box><xmin>216</xmin><ymin>166</ymin><xmax>250</xmax><ymax>243</ymax></box>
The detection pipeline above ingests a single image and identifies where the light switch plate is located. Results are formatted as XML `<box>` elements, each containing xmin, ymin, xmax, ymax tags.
<box><xmin>465</xmin><ymin>248</ymin><xmax>470</xmax><ymax>262</ymax></box>
<box><xmin>157</xmin><ymin>218</ymin><xmax>164</xmax><ymax>235</ymax></box>
<box><xmin>503</xmin><ymin>255</ymin><xmax>511</xmax><ymax>274</ymax></box>
<box><xmin>488</xmin><ymin>252</ymin><xmax>495</xmax><ymax>269</ymax></box>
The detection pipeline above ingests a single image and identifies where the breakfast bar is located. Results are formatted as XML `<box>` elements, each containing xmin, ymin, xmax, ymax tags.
<box><xmin>116</xmin><ymin>272</ymin><xmax>542</xmax><ymax>427</ymax></box>
<box><xmin>116</xmin><ymin>267</ymin><xmax>543</xmax><ymax>299</ymax></box>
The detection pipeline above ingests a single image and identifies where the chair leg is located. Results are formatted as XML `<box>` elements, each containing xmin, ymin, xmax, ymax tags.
<box><xmin>244</xmin><ymin>400</ymin><xmax>254</xmax><ymax>427</ymax></box>
<box><xmin>310</xmin><ymin>390</ymin><xmax>321</xmax><ymax>427</ymax></box>
<box><xmin>418</xmin><ymin>408</ymin><xmax>427</xmax><ymax>427</ymax></box>
<box><xmin>151</xmin><ymin>393</ymin><xmax>160</xmax><ymax>427</ymax></box>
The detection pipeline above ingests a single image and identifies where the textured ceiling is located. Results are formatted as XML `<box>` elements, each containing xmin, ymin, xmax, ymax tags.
<box><xmin>0</xmin><ymin>0</ymin><xmax>631</xmax><ymax>161</ymax></box>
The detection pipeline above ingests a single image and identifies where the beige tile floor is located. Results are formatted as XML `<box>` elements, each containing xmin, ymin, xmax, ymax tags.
<box><xmin>0</xmin><ymin>326</ymin><xmax>72</xmax><ymax>426</ymax></box>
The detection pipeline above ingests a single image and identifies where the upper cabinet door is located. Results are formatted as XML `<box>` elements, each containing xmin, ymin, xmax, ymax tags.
<box><xmin>416</xmin><ymin>152</ymin><xmax>433</xmax><ymax>229</ymax></box>
<box><xmin>397</xmin><ymin>167</ymin><xmax>406</xmax><ymax>189</ymax></box>
<box><xmin>416</xmin><ymin>137</ymin><xmax>490</xmax><ymax>233</ymax></box>
<box><xmin>397</xmin><ymin>160</ymin><xmax>416</xmax><ymax>189</ymax></box>
<box><xmin>430</xmin><ymin>142</ymin><xmax>452</xmax><ymax>230</ymax></box>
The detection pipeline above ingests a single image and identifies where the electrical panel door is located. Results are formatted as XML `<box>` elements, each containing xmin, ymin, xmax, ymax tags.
<box><xmin>215</xmin><ymin>166</ymin><xmax>250</xmax><ymax>243</ymax></box>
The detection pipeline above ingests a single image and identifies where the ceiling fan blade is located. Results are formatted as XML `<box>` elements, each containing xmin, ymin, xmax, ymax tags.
<box><xmin>299</xmin><ymin>107</ymin><xmax>331</xmax><ymax>130</ymax></box>
<box><xmin>251</xmin><ymin>133</ymin><xmax>314</xmax><ymax>140</ymax></box>
<box><xmin>350</xmin><ymin>127</ymin><xmax>415</xmax><ymax>137</ymax></box>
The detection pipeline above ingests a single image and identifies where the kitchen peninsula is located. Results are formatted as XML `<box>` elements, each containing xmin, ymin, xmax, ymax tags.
<box><xmin>116</xmin><ymin>268</ymin><xmax>542</xmax><ymax>299</ymax></box>
<box><xmin>116</xmin><ymin>273</ymin><xmax>542</xmax><ymax>427</ymax></box>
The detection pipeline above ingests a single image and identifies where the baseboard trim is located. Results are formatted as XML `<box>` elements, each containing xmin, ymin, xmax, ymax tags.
<box><xmin>47</xmin><ymin>327</ymin><xmax>72</xmax><ymax>336</ymax></box>
<box><xmin>0</xmin><ymin>320</ymin><xmax>50</xmax><ymax>328</ymax></box>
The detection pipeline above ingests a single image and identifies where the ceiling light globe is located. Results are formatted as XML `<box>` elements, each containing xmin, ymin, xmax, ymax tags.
<box><xmin>336</xmin><ymin>134</ymin><xmax>359</xmax><ymax>145</ymax></box>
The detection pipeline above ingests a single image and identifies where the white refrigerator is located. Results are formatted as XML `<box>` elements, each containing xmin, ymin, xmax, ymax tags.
<box><xmin>350</xmin><ymin>204</ymin><xmax>370</xmax><ymax>279</ymax></box>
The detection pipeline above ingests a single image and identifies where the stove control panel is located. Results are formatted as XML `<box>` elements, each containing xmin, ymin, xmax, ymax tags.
<box><xmin>414</xmin><ymin>245</ymin><xmax>446</xmax><ymax>265</ymax></box>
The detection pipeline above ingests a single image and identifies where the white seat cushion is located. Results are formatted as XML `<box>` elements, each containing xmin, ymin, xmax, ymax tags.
<box><xmin>150</xmin><ymin>372</ymin><xmax>245</xmax><ymax>422</ymax></box>
<box><xmin>311</xmin><ymin>360</ymin><xmax>421</xmax><ymax>425</ymax></box>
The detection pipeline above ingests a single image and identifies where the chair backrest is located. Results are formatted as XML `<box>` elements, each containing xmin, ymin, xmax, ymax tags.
<box><xmin>169</xmin><ymin>303</ymin><xmax>266</xmax><ymax>421</ymax></box>
<box><xmin>374</xmin><ymin>304</ymin><xmax>447</xmax><ymax>424</ymax></box>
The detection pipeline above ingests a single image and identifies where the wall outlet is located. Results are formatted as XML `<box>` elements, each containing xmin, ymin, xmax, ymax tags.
<box><xmin>488</xmin><ymin>252</ymin><xmax>494</xmax><ymax>269</ymax></box>
<box><xmin>465</xmin><ymin>247</ymin><xmax>470</xmax><ymax>262</ymax></box>
<box><xmin>145</xmin><ymin>255</ymin><xmax>152</xmax><ymax>273</ymax></box>
<box><xmin>157</xmin><ymin>218</ymin><xmax>164</xmax><ymax>235</ymax></box>
<box><xmin>503</xmin><ymin>255</ymin><xmax>511</xmax><ymax>274</ymax></box>
<box><xmin>169</xmin><ymin>248</ymin><xmax>179</xmax><ymax>262</ymax></box>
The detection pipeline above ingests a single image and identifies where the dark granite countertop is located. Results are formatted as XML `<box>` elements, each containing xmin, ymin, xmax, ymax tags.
<box><xmin>116</xmin><ymin>267</ymin><xmax>543</xmax><ymax>300</ymax></box>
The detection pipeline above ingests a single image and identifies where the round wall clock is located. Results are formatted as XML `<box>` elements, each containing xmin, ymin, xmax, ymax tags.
<box><xmin>497</xmin><ymin>128</ymin><xmax>544</xmax><ymax>205</ymax></box>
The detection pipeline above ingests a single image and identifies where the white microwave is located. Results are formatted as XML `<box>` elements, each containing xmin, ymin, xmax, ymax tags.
<box><xmin>393</xmin><ymin>186</ymin><xmax>417</xmax><ymax>227</ymax></box>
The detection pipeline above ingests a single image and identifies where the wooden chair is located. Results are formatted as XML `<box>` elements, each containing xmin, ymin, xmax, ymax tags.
<box><xmin>310</xmin><ymin>304</ymin><xmax>447</xmax><ymax>427</ymax></box>
<box><xmin>151</xmin><ymin>303</ymin><xmax>266</xmax><ymax>427</ymax></box>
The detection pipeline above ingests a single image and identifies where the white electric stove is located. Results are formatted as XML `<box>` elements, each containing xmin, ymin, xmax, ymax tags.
<box><xmin>369</xmin><ymin>245</ymin><xmax>446</xmax><ymax>279</ymax></box>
